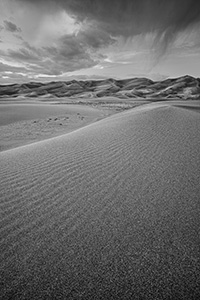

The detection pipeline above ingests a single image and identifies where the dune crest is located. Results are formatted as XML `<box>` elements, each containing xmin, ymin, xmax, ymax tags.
<box><xmin>1</xmin><ymin>75</ymin><xmax>200</xmax><ymax>100</ymax></box>
<box><xmin>1</xmin><ymin>103</ymin><xmax>200</xmax><ymax>298</ymax></box>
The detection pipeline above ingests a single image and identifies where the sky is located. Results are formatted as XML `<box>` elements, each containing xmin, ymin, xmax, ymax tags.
<box><xmin>1</xmin><ymin>0</ymin><xmax>200</xmax><ymax>84</ymax></box>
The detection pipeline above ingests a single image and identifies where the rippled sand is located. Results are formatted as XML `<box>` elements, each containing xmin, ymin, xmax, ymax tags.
<box><xmin>0</xmin><ymin>102</ymin><xmax>200</xmax><ymax>299</ymax></box>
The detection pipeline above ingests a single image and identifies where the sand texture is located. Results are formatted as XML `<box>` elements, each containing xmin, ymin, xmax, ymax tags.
<box><xmin>0</xmin><ymin>103</ymin><xmax>200</xmax><ymax>299</ymax></box>
<box><xmin>0</xmin><ymin>103</ymin><xmax>110</xmax><ymax>151</ymax></box>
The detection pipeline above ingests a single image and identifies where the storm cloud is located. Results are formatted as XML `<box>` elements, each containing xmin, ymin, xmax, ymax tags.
<box><xmin>1</xmin><ymin>35</ymin><xmax>97</xmax><ymax>76</ymax></box>
<box><xmin>17</xmin><ymin>0</ymin><xmax>200</xmax><ymax>49</ymax></box>
<box><xmin>1</xmin><ymin>0</ymin><xmax>200</xmax><ymax>82</ymax></box>
<box><xmin>4</xmin><ymin>20</ymin><xmax>21</xmax><ymax>33</ymax></box>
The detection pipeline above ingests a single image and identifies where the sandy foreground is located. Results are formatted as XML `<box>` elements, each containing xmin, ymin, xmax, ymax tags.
<box><xmin>0</xmin><ymin>101</ymin><xmax>200</xmax><ymax>299</ymax></box>
<box><xmin>0</xmin><ymin>102</ymin><xmax>116</xmax><ymax>152</ymax></box>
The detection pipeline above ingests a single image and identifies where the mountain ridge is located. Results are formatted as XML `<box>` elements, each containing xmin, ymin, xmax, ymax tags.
<box><xmin>1</xmin><ymin>75</ymin><xmax>200</xmax><ymax>100</ymax></box>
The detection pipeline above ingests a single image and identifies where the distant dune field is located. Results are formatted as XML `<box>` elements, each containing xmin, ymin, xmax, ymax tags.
<box><xmin>0</xmin><ymin>102</ymin><xmax>200</xmax><ymax>299</ymax></box>
<box><xmin>1</xmin><ymin>75</ymin><xmax>200</xmax><ymax>99</ymax></box>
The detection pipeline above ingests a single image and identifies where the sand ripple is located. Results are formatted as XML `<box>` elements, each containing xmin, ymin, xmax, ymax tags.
<box><xmin>0</xmin><ymin>104</ymin><xmax>200</xmax><ymax>299</ymax></box>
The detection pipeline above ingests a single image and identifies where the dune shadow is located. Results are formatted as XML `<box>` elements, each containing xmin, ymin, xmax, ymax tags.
<box><xmin>173</xmin><ymin>105</ymin><xmax>200</xmax><ymax>113</ymax></box>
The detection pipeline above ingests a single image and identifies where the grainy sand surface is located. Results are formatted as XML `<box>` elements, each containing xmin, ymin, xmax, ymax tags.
<box><xmin>0</xmin><ymin>102</ymin><xmax>200</xmax><ymax>299</ymax></box>
<box><xmin>0</xmin><ymin>103</ymin><xmax>111</xmax><ymax>151</ymax></box>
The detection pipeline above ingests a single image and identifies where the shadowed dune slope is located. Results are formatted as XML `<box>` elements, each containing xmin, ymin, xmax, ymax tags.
<box><xmin>1</xmin><ymin>75</ymin><xmax>200</xmax><ymax>99</ymax></box>
<box><xmin>0</xmin><ymin>104</ymin><xmax>200</xmax><ymax>299</ymax></box>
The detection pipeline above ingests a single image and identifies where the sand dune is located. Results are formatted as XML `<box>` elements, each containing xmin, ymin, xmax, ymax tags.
<box><xmin>0</xmin><ymin>103</ymin><xmax>106</xmax><ymax>126</ymax></box>
<box><xmin>0</xmin><ymin>103</ymin><xmax>200</xmax><ymax>299</ymax></box>
<box><xmin>1</xmin><ymin>75</ymin><xmax>200</xmax><ymax>100</ymax></box>
<box><xmin>0</xmin><ymin>103</ymin><xmax>111</xmax><ymax>151</ymax></box>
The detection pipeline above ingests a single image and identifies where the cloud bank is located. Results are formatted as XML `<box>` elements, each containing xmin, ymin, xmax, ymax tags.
<box><xmin>1</xmin><ymin>0</ymin><xmax>200</xmax><ymax>82</ymax></box>
<box><xmin>18</xmin><ymin>0</ymin><xmax>200</xmax><ymax>46</ymax></box>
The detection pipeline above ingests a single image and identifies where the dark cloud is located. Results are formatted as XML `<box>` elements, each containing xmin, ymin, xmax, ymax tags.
<box><xmin>6</xmin><ymin>42</ymin><xmax>45</xmax><ymax>64</ymax></box>
<box><xmin>57</xmin><ymin>35</ymin><xmax>86</xmax><ymax>59</ymax></box>
<box><xmin>4</xmin><ymin>20</ymin><xmax>22</xmax><ymax>32</ymax></box>
<box><xmin>77</xmin><ymin>26</ymin><xmax>115</xmax><ymax>49</ymax></box>
<box><xmin>14</xmin><ymin>34</ymin><xmax>24</xmax><ymax>41</ymax></box>
<box><xmin>8</xmin><ymin>48</ymin><xmax>40</xmax><ymax>62</ymax></box>
<box><xmin>41</xmin><ymin>35</ymin><xmax>96</xmax><ymax>75</ymax></box>
<box><xmin>4</xmin><ymin>0</ymin><xmax>200</xmax><ymax>78</ymax></box>
<box><xmin>17</xmin><ymin>0</ymin><xmax>200</xmax><ymax>51</ymax></box>
<box><xmin>2</xmin><ymin>37</ymin><xmax>96</xmax><ymax>76</ymax></box>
